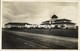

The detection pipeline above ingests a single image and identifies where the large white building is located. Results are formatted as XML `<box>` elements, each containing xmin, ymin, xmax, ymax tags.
<box><xmin>5</xmin><ymin>23</ymin><xmax>30</xmax><ymax>28</ymax></box>
<box><xmin>41</xmin><ymin>14</ymin><xmax>76</xmax><ymax>29</ymax></box>
<box><xmin>5</xmin><ymin>14</ymin><xmax>76</xmax><ymax>29</ymax></box>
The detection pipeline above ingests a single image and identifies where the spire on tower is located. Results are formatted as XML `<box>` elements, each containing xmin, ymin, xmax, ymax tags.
<box><xmin>51</xmin><ymin>14</ymin><xmax>58</xmax><ymax>19</ymax></box>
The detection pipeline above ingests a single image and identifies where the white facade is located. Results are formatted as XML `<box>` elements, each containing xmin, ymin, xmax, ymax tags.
<box><xmin>50</xmin><ymin>18</ymin><xmax>57</xmax><ymax>24</ymax></box>
<box><xmin>53</xmin><ymin>24</ymin><xmax>75</xmax><ymax>29</ymax></box>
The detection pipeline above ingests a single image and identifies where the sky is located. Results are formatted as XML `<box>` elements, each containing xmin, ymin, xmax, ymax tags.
<box><xmin>2</xmin><ymin>2</ymin><xmax>78</xmax><ymax>27</ymax></box>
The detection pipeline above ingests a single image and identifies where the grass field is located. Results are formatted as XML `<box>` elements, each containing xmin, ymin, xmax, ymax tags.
<box><xmin>7</xmin><ymin>28</ymin><xmax>78</xmax><ymax>38</ymax></box>
<box><xmin>2</xmin><ymin>29</ymin><xmax>78</xmax><ymax>49</ymax></box>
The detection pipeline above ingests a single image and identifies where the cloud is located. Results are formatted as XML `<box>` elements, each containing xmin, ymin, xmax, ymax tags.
<box><xmin>2</xmin><ymin>2</ymin><xmax>78</xmax><ymax>27</ymax></box>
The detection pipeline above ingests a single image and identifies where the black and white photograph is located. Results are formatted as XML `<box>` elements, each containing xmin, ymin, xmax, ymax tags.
<box><xmin>2</xmin><ymin>2</ymin><xmax>78</xmax><ymax>49</ymax></box>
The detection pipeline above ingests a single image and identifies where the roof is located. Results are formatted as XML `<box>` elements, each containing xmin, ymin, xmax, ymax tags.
<box><xmin>5</xmin><ymin>22</ymin><xmax>31</xmax><ymax>25</ymax></box>
<box><xmin>52</xmin><ymin>22</ymin><xmax>75</xmax><ymax>24</ymax></box>
<box><xmin>41</xmin><ymin>20</ymin><xmax>50</xmax><ymax>25</ymax></box>
<box><xmin>51</xmin><ymin>14</ymin><xmax>58</xmax><ymax>18</ymax></box>
<box><xmin>54</xmin><ymin>19</ymin><xmax>71</xmax><ymax>22</ymax></box>
<box><xmin>43</xmin><ymin>20</ymin><xmax>50</xmax><ymax>22</ymax></box>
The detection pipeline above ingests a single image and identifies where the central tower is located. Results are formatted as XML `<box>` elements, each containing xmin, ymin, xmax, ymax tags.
<box><xmin>50</xmin><ymin>14</ymin><xmax>58</xmax><ymax>24</ymax></box>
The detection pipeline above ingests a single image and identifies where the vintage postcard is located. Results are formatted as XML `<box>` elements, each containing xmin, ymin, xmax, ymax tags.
<box><xmin>1</xmin><ymin>0</ymin><xmax>79</xmax><ymax>51</ymax></box>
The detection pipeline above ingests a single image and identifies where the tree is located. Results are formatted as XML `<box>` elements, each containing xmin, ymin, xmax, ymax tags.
<box><xmin>54</xmin><ymin>25</ymin><xmax>58</xmax><ymax>28</ymax></box>
<box><xmin>61</xmin><ymin>24</ymin><xmax>65</xmax><ymax>29</ymax></box>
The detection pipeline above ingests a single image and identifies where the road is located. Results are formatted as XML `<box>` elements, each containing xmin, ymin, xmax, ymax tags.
<box><xmin>2</xmin><ymin>30</ymin><xmax>78</xmax><ymax>49</ymax></box>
